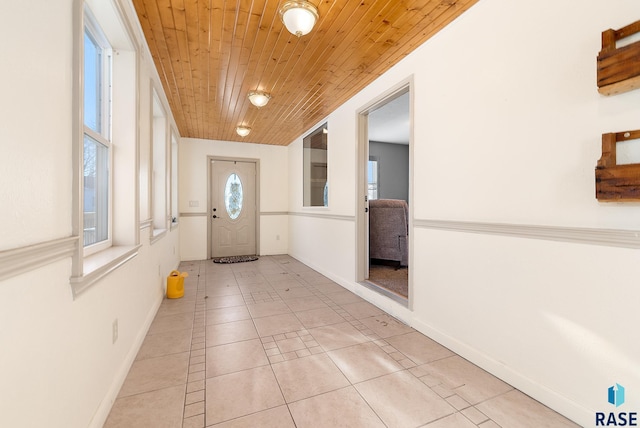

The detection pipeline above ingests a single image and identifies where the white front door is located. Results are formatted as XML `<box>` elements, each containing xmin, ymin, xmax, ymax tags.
<box><xmin>210</xmin><ymin>159</ymin><xmax>257</xmax><ymax>257</ymax></box>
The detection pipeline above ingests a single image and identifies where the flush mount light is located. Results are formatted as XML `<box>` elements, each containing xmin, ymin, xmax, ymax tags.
<box><xmin>236</xmin><ymin>126</ymin><xmax>251</xmax><ymax>137</ymax></box>
<box><xmin>279</xmin><ymin>0</ymin><xmax>319</xmax><ymax>37</ymax></box>
<box><xmin>248</xmin><ymin>91</ymin><xmax>271</xmax><ymax>108</ymax></box>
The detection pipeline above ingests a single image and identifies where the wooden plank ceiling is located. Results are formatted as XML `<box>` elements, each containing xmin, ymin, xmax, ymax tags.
<box><xmin>132</xmin><ymin>0</ymin><xmax>478</xmax><ymax>146</ymax></box>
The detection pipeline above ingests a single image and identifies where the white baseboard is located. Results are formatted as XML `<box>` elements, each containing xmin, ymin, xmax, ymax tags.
<box><xmin>88</xmin><ymin>295</ymin><xmax>163</xmax><ymax>428</ymax></box>
<box><xmin>410</xmin><ymin>317</ymin><xmax>591</xmax><ymax>427</ymax></box>
<box><xmin>287</xmin><ymin>251</ymin><xmax>590</xmax><ymax>426</ymax></box>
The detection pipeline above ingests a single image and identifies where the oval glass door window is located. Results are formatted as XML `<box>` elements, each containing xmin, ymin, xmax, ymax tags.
<box><xmin>224</xmin><ymin>173</ymin><xmax>243</xmax><ymax>220</ymax></box>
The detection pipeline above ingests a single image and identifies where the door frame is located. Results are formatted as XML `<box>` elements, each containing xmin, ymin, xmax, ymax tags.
<box><xmin>356</xmin><ymin>77</ymin><xmax>414</xmax><ymax>307</ymax></box>
<box><xmin>207</xmin><ymin>156</ymin><xmax>260</xmax><ymax>259</ymax></box>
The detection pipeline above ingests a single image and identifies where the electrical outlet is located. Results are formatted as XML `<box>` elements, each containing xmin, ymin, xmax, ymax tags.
<box><xmin>112</xmin><ymin>319</ymin><xmax>118</xmax><ymax>344</ymax></box>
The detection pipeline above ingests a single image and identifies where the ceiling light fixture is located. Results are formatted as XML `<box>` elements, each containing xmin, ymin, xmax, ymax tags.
<box><xmin>236</xmin><ymin>126</ymin><xmax>251</xmax><ymax>137</ymax></box>
<box><xmin>279</xmin><ymin>0</ymin><xmax>319</xmax><ymax>37</ymax></box>
<box><xmin>248</xmin><ymin>91</ymin><xmax>271</xmax><ymax>108</ymax></box>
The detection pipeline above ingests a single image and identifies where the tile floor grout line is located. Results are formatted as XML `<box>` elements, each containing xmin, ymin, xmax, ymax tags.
<box><xmin>199</xmin><ymin>262</ymin><xmax>208</xmax><ymax>428</ymax></box>
<box><xmin>182</xmin><ymin>260</ymin><xmax>208</xmax><ymax>428</ymax></box>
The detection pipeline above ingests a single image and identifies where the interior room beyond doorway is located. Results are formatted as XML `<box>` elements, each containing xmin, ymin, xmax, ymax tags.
<box><xmin>365</xmin><ymin>89</ymin><xmax>410</xmax><ymax>301</ymax></box>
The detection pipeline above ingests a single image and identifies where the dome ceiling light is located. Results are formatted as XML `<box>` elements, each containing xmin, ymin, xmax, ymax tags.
<box><xmin>248</xmin><ymin>91</ymin><xmax>271</xmax><ymax>108</ymax></box>
<box><xmin>236</xmin><ymin>126</ymin><xmax>251</xmax><ymax>137</ymax></box>
<box><xmin>279</xmin><ymin>0</ymin><xmax>319</xmax><ymax>37</ymax></box>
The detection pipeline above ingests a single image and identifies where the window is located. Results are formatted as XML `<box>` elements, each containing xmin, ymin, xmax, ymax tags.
<box><xmin>83</xmin><ymin>7</ymin><xmax>112</xmax><ymax>254</ymax></box>
<box><xmin>368</xmin><ymin>158</ymin><xmax>379</xmax><ymax>200</ymax></box>
<box><xmin>224</xmin><ymin>173</ymin><xmax>243</xmax><ymax>220</ymax></box>
<box><xmin>152</xmin><ymin>90</ymin><xmax>168</xmax><ymax>237</ymax></box>
<box><xmin>170</xmin><ymin>131</ymin><xmax>179</xmax><ymax>226</ymax></box>
<box><xmin>71</xmin><ymin>0</ymin><xmax>138</xmax><ymax>296</ymax></box>
<box><xmin>303</xmin><ymin>123</ymin><xmax>328</xmax><ymax>207</ymax></box>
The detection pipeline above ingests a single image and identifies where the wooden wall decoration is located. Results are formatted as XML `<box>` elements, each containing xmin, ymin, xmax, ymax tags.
<box><xmin>596</xmin><ymin>130</ymin><xmax>640</xmax><ymax>201</ymax></box>
<box><xmin>597</xmin><ymin>20</ymin><xmax>640</xmax><ymax>95</ymax></box>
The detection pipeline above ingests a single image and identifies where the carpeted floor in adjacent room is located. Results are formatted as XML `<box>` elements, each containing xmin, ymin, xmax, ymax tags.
<box><xmin>368</xmin><ymin>261</ymin><xmax>408</xmax><ymax>298</ymax></box>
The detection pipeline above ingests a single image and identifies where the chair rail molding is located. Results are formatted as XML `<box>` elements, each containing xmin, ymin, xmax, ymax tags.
<box><xmin>289</xmin><ymin>211</ymin><xmax>355</xmax><ymax>222</ymax></box>
<box><xmin>0</xmin><ymin>237</ymin><xmax>78</xmax><ymax>281</ymax></box>
<box><xmin>414</xmin><ymin>219</ymin><xmax>640</xmax><ymax>249</ymax></box>
<box><xmin>259</xmin><ymin>211</ymin><xmax>289</xmax><ymax>216</ymax></box>
<box><xmin>179</xmin><ymin>212</ymin><xmax>207</xmax><ymax>217</ymax></box>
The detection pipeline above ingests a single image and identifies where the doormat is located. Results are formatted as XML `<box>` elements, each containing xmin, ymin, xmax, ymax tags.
<box><xmin>212</xmin><ymin>255</ymin><xmax>259</xmax><ymax>264</ymax></box>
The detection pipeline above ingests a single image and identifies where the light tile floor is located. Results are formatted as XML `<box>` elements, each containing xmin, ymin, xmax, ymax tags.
<box><xmin>104</xmin><ymin>255</ymin><xmax>579</xmax><ymax>428</ymax></box>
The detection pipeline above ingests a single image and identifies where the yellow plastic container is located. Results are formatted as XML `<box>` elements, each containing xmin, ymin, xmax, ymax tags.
<box><xmin>166</xmin><ymin>270</ymin><xmax>188</xmax><ymax>299</ymax></box>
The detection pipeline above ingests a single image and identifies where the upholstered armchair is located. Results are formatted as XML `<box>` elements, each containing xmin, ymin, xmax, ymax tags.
<box><xmin>368</xmin><ymin>199</ymin><xmax>409</xmax><ymax>266</ymax></box>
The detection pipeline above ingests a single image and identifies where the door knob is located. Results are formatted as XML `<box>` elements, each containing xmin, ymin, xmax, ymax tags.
<box><xmin>212</xmin><ymin>215</ymin><xmax>218</xmax><ymax>218</ymax></box>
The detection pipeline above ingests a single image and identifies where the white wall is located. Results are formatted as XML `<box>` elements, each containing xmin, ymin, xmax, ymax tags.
<box><xmin>0</xmin><ymin>1</ymin><xmax>72</xmax><ymax>249</ymax></box>
<box><xmin>0</xmin><ymin>1</ymin><xmax>181</xmax><ymax>427</ymax></box>
<box><xmin>179</xmin><ymin>138</ymin><xmax>289</xmax><ymax>259</ymax></box>
<box><xmin>288</xmin><ymin>0</ymin><xmax>640</xmax><ymax>426</ymax></box>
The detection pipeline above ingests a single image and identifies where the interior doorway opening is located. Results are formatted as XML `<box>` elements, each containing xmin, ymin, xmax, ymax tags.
<box><xmin>357</xmin><ymin>82</ymin><xmax>412</xmax><ymax>306</ymax></box>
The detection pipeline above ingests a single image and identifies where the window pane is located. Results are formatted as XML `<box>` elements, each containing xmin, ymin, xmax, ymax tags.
<box><xmin>152</xmin><ymin>92</ymin><xmax>167</xmax><ymax>230</ymax></box>
<box><xmin>171</xmin><ymin>135</ymin><xmax>179</xmax><ymax>223</ymax></box>
<box><xmin>84</xmin><ymin>135</ymin><xmax>109</xmax><ymax>246</ymax></box>
<box><xmin>368</xmin><ymin>160</ymin><xmax>378</xmax><ymax>200</ymax></box>
<box><xmin>303</xmin><ymin>123</ymin><xmax>328</xmax><ymax>206</ymax></box>
<box><xmin>84</xmin><ymin>30</ymin><xmax>101</xmax><ymax>134</ymax></box>
<box><xmin>224</xmin><ymin>173</ymin><xmax>243</xmax><ymax>220</ymax></box>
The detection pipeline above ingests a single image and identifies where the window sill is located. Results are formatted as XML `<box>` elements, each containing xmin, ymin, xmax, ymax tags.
<box><xmin>302</xmin><ymin>206</ymin><xmax>330</xmax><ymax>210</ymax></box>
<box><xmin>150</xmin><ymin>228</ymin><xmax>167</xmax><ymax>244</ymax></box>
<box><xmin>70</xmin><ymin>244</ymin><xmax>141</xmax><ymax>299</ymax></box>
<box><xmin>139</xmin><ymin>218</ymin><xmax>153</xmax><ymax>230</ymax></box>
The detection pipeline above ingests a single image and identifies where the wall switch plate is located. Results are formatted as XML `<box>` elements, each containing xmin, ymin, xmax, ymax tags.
<box><xmin>189</xmin><ymin>200</ymin><xmax>199</xmax><ymax>207</ymax></box>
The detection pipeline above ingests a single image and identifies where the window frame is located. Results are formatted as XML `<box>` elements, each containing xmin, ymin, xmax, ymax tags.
<box><xmin>170</xmin><ymin>129</ymin><xmax>179</xmax><ymax>228</ymax></box>
<box><xmin>151</xmin><ymin>88</ymin><xmax>168</xmax><ymax>241</ymax></box>
<box><xmin>302</xmin><ymin>122</ymin><xmax>329</xmax><ymax>207</ymax></box>
<box><xmin>70</xmin><ymin>0</ymin><xmax>141</xmax><ymax>298</ymax></box>
<box><xmin>82</xmin><ymin>5</ymin><xmax>113</xmax><ymax>256</ymax></box>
